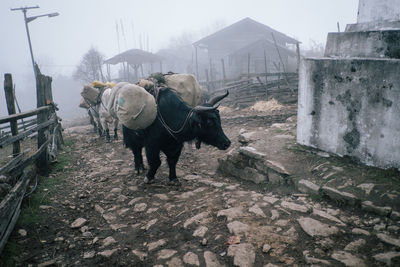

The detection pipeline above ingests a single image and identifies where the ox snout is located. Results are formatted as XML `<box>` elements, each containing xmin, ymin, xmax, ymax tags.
<box><xmin>218</xmin><ymin>138</ymin><xmax>231</xmax><ymax>150</ymax></box>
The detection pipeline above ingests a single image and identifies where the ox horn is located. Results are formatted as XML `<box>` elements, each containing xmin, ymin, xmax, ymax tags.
<box><xmin>207</xmin><ymin>90</ymin><xmax>229</xmax><ymax>106</ymax></box>
<box><xmin>193</xmin><ymin>105</ymin><xmax>217</xmax><ymax>113</ymax></box>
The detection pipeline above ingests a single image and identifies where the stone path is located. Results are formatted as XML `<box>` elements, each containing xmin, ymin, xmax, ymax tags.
<box><xmin>12</xmin><ymin>114</ymin><xmax>400</xmax><ymax>266</ymax></box>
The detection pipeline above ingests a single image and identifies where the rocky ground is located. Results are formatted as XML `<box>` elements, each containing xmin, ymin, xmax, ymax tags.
<box><xmin>3</xmin><ymin>104</ymin><xmax>400</xmax><ymax>266</ymax></box>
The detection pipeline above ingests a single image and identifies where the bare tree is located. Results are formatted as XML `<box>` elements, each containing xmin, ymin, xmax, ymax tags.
<box><xmin>73</xmin><ymin>47</ymin><xmax>106</xmax><ymax>83</ymax></box>
<box><xmin>302</xmin><ymin>39</ymin><xmax>325</xmax><ymax>57</ymax></box>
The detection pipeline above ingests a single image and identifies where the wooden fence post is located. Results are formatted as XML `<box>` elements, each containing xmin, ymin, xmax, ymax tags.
<box><xmin>205</xmin><ymin>69</ymin><xmax>210</xmax><ymax>92</ymax></box>
<box><xmin>35</xmin><ymin>65</ymin><xmax>49</xmax><ymax>175</ymax></box>
<box><xmin>4</xmin><ymin>74</ymin><xmax>20</xmax><ymax>157</ymax></box>
<box><xmin>247</xmin><ymin>53</ymin><xmax>251</xmax><ymax>83</ymax></box>
<box><xmin>263</xmin><ymin>50</ymin><xmax>268</xmax><ymax>98</ymax></box>
<box><xmin>221</xmin><ymin>58</ymin><xmax>226</xmax><ymax>85</ymax></box>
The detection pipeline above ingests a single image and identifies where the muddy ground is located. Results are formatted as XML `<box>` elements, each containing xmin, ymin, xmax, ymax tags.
<box><xmin>2</xmin><ymin>104</ymin><xmax>400</xmax><ymax>266</ymax></box>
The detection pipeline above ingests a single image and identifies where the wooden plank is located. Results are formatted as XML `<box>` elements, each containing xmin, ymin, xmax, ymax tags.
<box><xmin>0</xmin><ymin>106</ymin><xmax>51</xmax><ymax>124</ymax></box>
<box><xmin>221</xmin><ymin>58</ymin><xmax>226</xmax><ymax>84</ymax></box>
<box><xmin>4</xmin><ymin>74</ymin><xmax>20</xmax><ymax>156</ymax></box>
<box><xmin>36</xmin><ymin>72</ymin><xmax>49</xmax><ymax>174</ymax></box>
<box><xmin>0</xmin><ymin>148</ymin><xmax>30</xmax><ymax>175</ymax></box>
<box><xmin>0</xmin><ymin>117</ymin><xmax>55</xmax><ymax>149</ymax></box>
<box><xmin>0</xmin><ymin>205</ymin><xmax>21</xmax><ymax>254</ymax></box>
<box><xmin>0</xmin><ymin>171</ymin><xmax>30</xmax><ymax>252</ymax></box>
<box><xmin>9</xmin><ymin>139</ymin><xmax>51</xmax><ymax>178</ymax></box>
<box><xmin>1</xmin><ymin>119</ymin><xmax>38</xmax><ymax>136</ymax></box>
<box><xmin>0</xmin><ymin>118</ymin><xmax>37</xmax><ymax>131</ymax></box>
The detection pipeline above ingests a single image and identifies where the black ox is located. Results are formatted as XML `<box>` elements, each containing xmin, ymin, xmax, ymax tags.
<box><xmin>122</xmin><ymin>87</ymin><xmax>231</xmax><ymax>184</ymax></box>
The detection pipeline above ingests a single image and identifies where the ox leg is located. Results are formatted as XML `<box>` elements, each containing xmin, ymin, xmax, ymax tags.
<box><xmin>98</xmin><ymin>126</ymin><xmax>103</xmax><ymax>137</ymax></box>
<box><xmin>101</xmin><ymin>117</ymin><xmax>111</xmax><ymax>142</ymax></box>
<box><xmin>164</xmin><ymin>144</ymin><xmax>183</xmax><ymax>184</ymax></box>
<box><xmin>144</xmin><ymin>146</ymin><xmax>161</xmax><ymax>184</ymax></box>
<box><xmin>105</xmin><ymin>129</ymin><xmax>111</xmax><ymax>142</ymax></box>
<box><xmin>113</xmin><ymin>120</ymin><xmax>119</xmax><ymax>140</ymax></box>
<box><xmin>132</xmin><ymin>146</ymin><xmax>145</xmax><ymax>174</ymax></box>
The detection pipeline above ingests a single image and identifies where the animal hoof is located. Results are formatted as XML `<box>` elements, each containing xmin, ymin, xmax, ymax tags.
<box><xmin>144</xmin><ymin>176</ymin><xmax>154</xmax><ymax>184</ymax></box>
<box><xmin>168</xmin><ymin>179</ymin><xmax>181</xmax><ymax>186</ymax></box>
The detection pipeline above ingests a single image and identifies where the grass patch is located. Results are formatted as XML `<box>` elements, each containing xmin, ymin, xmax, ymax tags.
<box><xmin>1</xmin><ymin>239</ymin><xmax>20</xmax><ymax>267</ymax></box>
<box><xmin>0</xmin><ymin>137</ymin><xmax>75</xmax><ymax>266</ymax></box>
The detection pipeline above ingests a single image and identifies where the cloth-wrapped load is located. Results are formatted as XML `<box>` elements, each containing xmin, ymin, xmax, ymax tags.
<box><xmin>164</xmin><ymin>73</ymin><xmax>202</xmax><ymax>107</ymax></box>
<box><xmin>80</xmin><ymin>85</ymin><xmax>100</xmax><ymax>106</ymax></box>
<box><xmin>112</xmin><ymin>83</ymin><xmax>157</xmax><ymax>130</ymax></box>
<box><xmin>78</xmin><ymin>96</ymin><xmax>90</xmax><ymax>109</ymax></box>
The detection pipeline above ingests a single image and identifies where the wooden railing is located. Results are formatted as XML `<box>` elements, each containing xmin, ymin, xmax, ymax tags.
<box><xmin>0</xmin><ymin>68</ymin><xmax>63</xmax><ymax>254</ymax></box>
<box><xmin>203</xmin><ymin>72</ymin><xmax>298</xmax><ymax>107</ymax></box>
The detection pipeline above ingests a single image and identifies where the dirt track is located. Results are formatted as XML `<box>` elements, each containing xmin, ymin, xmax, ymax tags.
<box><xmin>3</xmin><ymin>106</ymin><xmax>400</xmax><ymax>266</ymax></box>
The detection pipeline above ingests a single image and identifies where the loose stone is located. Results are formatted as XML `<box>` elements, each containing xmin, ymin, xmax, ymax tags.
<box><xmin>157</xmin><ymin>249</ymin><xmax>177</xmax><ymax>260</ymax></box>
<box><xmin>227</xmin><ymin>243</ymin><xmax>256</xmax><ymax>267</ymax></box>
<box><xmin>183</xmin><ymin>252</ymin><xmax>200</xmax><ymax>266</ymax></box>
<box><xmin>297</xmin><ymin>217</ymin><xmax>339</xmax><ymax>237</ymax></box>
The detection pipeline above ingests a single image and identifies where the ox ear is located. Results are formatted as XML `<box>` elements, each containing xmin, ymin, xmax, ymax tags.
<box><xmin>207</xmin><ymin>90</ymin><xmax>229</xmax><ymax>106</ymax></box>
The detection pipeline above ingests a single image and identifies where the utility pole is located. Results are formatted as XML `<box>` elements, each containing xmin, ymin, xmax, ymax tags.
<box><xmin>11</xmin><ymin>6</ymin><xmax>59</xmax><ymax>78</ymax></box>
<box><xmin>11</xmin><ymin>6</ymin><xmax>39</xmax><ymax>77</ymax></box>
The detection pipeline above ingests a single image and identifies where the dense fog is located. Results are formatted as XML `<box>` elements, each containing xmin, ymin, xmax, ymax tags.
<box><xmin>0</xmin><ymin>0</ymin><xmax>358</xmax><ymax>119</ymax></box>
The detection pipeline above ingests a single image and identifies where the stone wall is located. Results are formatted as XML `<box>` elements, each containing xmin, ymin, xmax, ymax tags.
<box><xmin>325</xmin><ymin>31</ymin><xmax>400</xmax><ymax>59</ymax></box>
<box><xmin>357</xmin><ymin>0</ymin><xmax>400</xmax><ymax>23</ymax></box>
<box><xmin>297</xmin><ymin>57</ymin><xmax>400</xmax><ymax>169</ymax></box>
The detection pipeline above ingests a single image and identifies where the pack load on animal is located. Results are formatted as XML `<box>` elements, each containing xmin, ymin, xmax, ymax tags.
<box><xmin>91</xmin><ymin>80</ymin><xmax>106</xmax><ymax>88</ymax></box>
<box><xmin>79</xmin><ymin>96</ymin><xmax>90</xmax><ymax>109</ymax></box>
<box><xmin>107</xmin><ymin>82</ymin><xmax>129</xmax><ymax>119</ymax></box>
<box><xmin>81</xmin><ymin>85</ymin><xmax>100</xmax><ymax>106</ymax></box>
<box><xmin>111</xmin><ymin>83</ymin><xmax>157</xmax><ymax>130</ymax></box>
<box><xmin>164</xmin><ymin>74</ymin><xmax>202</xmax><ymax>107</ymax></box>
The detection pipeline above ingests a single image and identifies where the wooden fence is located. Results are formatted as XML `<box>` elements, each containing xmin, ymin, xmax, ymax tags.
<box><xmin>0</xmin><ymin>67</ymin><xmax>63</xmax><ymax>254</ymax></box>
<box><xmin>202</xmin><ymin>72</ymin><xmax>298</xmax><ymax>107</ymax></box>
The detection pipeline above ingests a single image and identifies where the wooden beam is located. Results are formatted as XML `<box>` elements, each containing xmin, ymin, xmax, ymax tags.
<box><xmin>0</xmin><ymin>171</ymin><xmax>30</xmax><ymax>254</ymax></box>
<box><xmin>4</xmin><ymin>74</ymin><xmax>20</xmax><ymax>156</ymax></box>
<box><xmin>0</xmin><ymin>116</ymin><xmax>56</xmax><ymax>148</ymax></box>
<box><xmin>0</xmin><ymin>106</ymin><xmax>50</xmax><ymax>124</ymax></box>
<box><xmin>221</xmin><ymin>58</ymin><xmax>226</xmax><ymax>84</ymax></box>
<box><xmin>35</xmin><ymin>67</ymin><xmax>49</xmax><ymax>175</ymax></box>
<box><xmin>0</xmin><ymin>148</ymin><xmax>30</xmax><ymax>175</ymax></box>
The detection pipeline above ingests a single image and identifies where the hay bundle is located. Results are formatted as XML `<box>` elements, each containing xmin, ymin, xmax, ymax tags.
<box><xmin>249</xmin><ymin>99</ymin><xmax>284</xmax><ymax>112</ymax></box>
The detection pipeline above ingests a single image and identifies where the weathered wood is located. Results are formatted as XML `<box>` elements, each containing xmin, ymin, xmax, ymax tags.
<box><xmin>0</xmin><ymin>171</ymin><xmax>30</xmax><ymax>254</ymax></box>
<box><xmin>0</xmin><ymin>106</ymin><xmax>50</xmax><ymax>124</ymax></box>
<box><xmin>9</xmin><ymin>139</ymin><xmax>51</xmax><ymax>178</ymax></box>
<box><xmin>0</xmin><ymin>148</ymin><xmax>30</xmax><ymax>176</ymax></box>
<box><xmin>205</xmin><ymin>69</ymin><xmax>210</xmax><ymax>92</ymax></box>
<box><xmin>13</xmin><ymin>84</ymin><xmax>27</xmax><ymax>131</ymax></box>
<box><xmin>0</xmin><ymin>118</ymin><xmax>36</xmax><ymax>131</ymax></box>
<box><xmin>195</xmin><ymin>46</ymin><xmax>198</xmax><ymax>79</ymax></box>
<box><xmin>264</xmin><ymin>50</ymin><xmax>268</xmax><ymax>98</ymax></box>
<box><xmin>296</xmin><ymin>43</ymin><xmax>301</xmax><ymax>72</ymax></box>
<box><xmin>0</xmin><ymin>116</ymin><xmax>56</xmax><ymax>148</ymax></box>
<box><xmin>221</xmin><ymin>58</ymin><xmax>226</xmax><ymax>84</ymax></box>
<box><xmin>35</xmin><ymin>69</ymin><xmax>50</xmax><ymax>174</ymax></box>
<box><xmin>4</xmin><ymin>74</ymin><xmax>20</xmax><ymax>156</ymax></box>
<box><xmin>209</xmin><ymin>58</ymin><xmax>213</xmax><ymax>86</ymax></box>
<box><xmin>247</xmin><ymin>53</ymin><xmax>251</xmax><ymax>82</ymax></box>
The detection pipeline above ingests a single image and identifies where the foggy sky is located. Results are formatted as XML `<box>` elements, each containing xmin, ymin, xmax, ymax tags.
<box><xmin>0</xmin><ymin>0</ymin><xmax>358</xmax><ymax>118</ymax></box>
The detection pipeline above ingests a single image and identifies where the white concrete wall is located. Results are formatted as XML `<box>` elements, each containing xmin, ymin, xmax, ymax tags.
<box><xmin>358</xmin><ymin>0</ymin><xmax>400</xmax><ymax>23</ymax></box>
<box><xmin>297</xmin><ymin>57</ymin><xmax>400</xmax><ymax>169</ymax></box>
